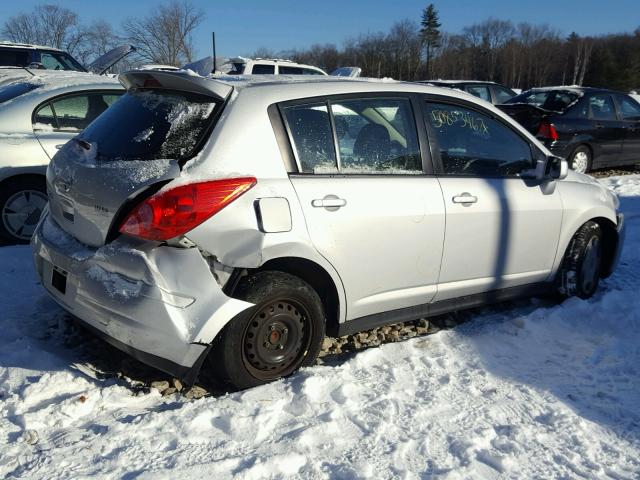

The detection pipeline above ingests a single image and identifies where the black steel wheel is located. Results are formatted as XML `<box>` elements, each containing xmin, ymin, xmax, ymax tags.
<box><xmin>242</xmin><ymin>298</ymin><xmax>312</xmax><ymax>380</ymax></box>
<box><xmin>204</xmin><ymin>271</ymin><xmax>325</xmax><ymax>390</ymax></box>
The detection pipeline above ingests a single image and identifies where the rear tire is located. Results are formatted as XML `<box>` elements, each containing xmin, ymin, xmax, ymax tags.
<box><xmin>558</xmin><ymin>221</ymin><xmax>603</xmax><ymax>299</ymax></box>
<box><xmin>0</xmin><ymin>177</ymin><xmax>47</xmax><ymax>244</ymax></box>
<box><xmin>569</xmin><ymin>145</ymin><xmax>592</xmax><ymax>174</ymax></box>
<box><xmin>204</xmin><ymin>271</ymin><xmax>325</xmax><ymax>390</ymax></box>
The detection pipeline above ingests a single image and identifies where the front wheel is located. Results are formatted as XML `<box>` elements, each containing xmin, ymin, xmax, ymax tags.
<box><xmin>204</xmin><ymin>271</ymin><xmax>325</xmax><ymax>390</ymax></box>
<box><xmin>558</xmin><ymin>221</ymin><xmax>603</xmax><ymax>299</ymax></box>
<box><xmin>569</xmin><ymin>145</ymin><xmax>592</xmax><ymax>174</ymax></box>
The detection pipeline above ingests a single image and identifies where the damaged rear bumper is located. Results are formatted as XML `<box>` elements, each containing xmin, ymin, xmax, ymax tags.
<box><xmin>31</xmin><ymin>211</ymin><xmax>253</xmax><ymax>382</ymax></box>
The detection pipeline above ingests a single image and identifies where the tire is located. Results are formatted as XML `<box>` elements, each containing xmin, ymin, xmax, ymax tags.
<box><xmin>0</xmin><ymin>176</ymin><xmax>47</xmax><ymax>244</ymax></box>
<box><xmin>569</xmin><ymin>145</ymin><xmax>592</xmax><ymax>174</ymax></box>
<box><xmin>204</xmin><ymin>271</ymin><xmax>325</xmax><ymax>390</ymax></box>
<box><xmin>558</xmin><ymin>221</ymin><xmax>603</xmax><ymax>299</ymax></box>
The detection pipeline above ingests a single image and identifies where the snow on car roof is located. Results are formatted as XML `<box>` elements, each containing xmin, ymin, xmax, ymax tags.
<box><xmin>422</xmin><ymin>79</ymin><xmax>502</xmax><ymax>85</ymax></box>
<box><xmin>0</xmin><ymin>41</ymin><xmax>64</xmax><ymax>52</ymax></box>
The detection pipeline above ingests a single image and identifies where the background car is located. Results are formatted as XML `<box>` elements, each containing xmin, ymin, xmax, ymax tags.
<box><xmin>220</xmin><ymin>57</ymin><xmax>328</xmax><ymax>75</ymax></box>
<box><xmin>0</xmin><ymin>72</ymin><xmax>124</xmax><ymax>243</ymax></box>
<box><xmin>32</xmin><ymin>71</ymin><xmax>622</xmax><ymax>391</ymax></box>
<box><xmin>0</xmin><ymin>41</ymin><xmax>85</xmax><ymax>71</ymax></box>
<box><xmin>419</xmin><ymin>80</ymin><xmax>517</xmax><ymax>104</ymax></box>
<box><xmin>500</xmin><ymin>86</ymin><xmax>640</xmax><ymax>173</ymax></box>
<box><xmin>0</xmin><ymin>43</ymin><xmax>135</xmax><ymax>86</ymax></box>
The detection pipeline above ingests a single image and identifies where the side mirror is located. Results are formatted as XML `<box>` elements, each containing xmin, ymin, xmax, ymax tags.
<box><xmin>545</xmin><ymin>155</ymin><xmax>568</xmax><ymax>180</ymax></box>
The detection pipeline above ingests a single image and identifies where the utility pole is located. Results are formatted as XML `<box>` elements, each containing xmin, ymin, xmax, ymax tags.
<box><xmin>212</xmin><ymin>32</ymin><xmax>217</xmax><ymax>74</ymax></box>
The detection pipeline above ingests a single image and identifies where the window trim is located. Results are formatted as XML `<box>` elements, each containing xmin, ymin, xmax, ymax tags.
<box><xmin>421</xmin><ymin>94</ymin><xmax>540</xmax><ymax>179</ymax></box>
<box><xmin>31</xmin><ymin>89</ymin><xmax>124</xmax><ymax>132</ymax></box>
<box><xmin>275</xmin><ymin>92</ymin><xmax>433</xmax><ymax>177</ymax></box>
<box><xmin>490</xmin><ymin>85</ymin><xmax>517</xmax><ymax>104</ymax></box>
<box><xmin>613</xmin><ymin>94</ymin><xmax>640</xmax><ymax>122</ymax></box>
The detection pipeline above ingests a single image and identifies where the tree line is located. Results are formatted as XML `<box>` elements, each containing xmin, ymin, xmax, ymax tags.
<box><xmin>1</xmin><ymin>1</ymin><xmax>203</xmax><ymax>68</ymax></box>
<box><xmin>2</xmin><ymin>2</ymin><xmax>639</xmax><ymax>91</ymax></box>
<box><xmin>276</xmin><ymin>12</ymin><xmax>639</xmax><ymax>91</ymax></box>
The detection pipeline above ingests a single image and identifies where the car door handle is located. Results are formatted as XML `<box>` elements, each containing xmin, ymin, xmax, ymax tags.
<box><xmin>55</xmin><ymin>144</ymin><xmax>65</xmax><ymax>149</ymax></box>
<box><xmin>311</xmin><ymin>196</ymin><xmax>347</xmax><ymax>209</ymax></box>
<box><xmin>452</xmin><ymin>193</ymin><xmax>478</xmax><ymax>204</ymax></box>
<box><xmin>595</xmin><ymin>123</ymin><xmax>605</xmax><ymax>129</ymax></box>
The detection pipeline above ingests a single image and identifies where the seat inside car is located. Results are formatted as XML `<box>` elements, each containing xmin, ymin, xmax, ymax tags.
<box><xmin>353</xmin><ymin>123</ymin><xmax>391</xmax><ymax>162</ymax></box>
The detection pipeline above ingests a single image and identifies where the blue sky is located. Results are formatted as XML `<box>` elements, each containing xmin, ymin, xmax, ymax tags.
<box><xmin>3</xmin><ymin>0</ymin><xmax>639</xmax><ymax>58</ymax></box>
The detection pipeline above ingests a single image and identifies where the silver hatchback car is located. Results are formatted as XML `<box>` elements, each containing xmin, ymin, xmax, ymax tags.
<box><xmin>32</xmin><ymin>71</ymin><xmax>624</xmax><ymax>390</ymax></box>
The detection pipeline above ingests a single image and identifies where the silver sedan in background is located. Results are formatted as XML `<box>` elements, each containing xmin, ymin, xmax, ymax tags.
<box><xmin>0</xmin><ymin>72</ymin><xmax>123</xmax><ymax>242</ymax></box>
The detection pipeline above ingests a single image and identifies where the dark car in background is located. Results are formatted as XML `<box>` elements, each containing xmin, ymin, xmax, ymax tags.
<box><xmin>0</xmin><ymin>42</ymin><xmax>86</xmax><ymax>71</ymax></box>
<box><xmin>500</xmin><ymin>86</ymin><xmax>640</xmax><ymax>173</ymax></box>
<box><xmin>420</xmin><ymin>80</ymin><xmax>517</xmax><ymax>105</ymax></box>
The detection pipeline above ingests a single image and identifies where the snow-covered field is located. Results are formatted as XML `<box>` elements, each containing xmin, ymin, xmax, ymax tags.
<box><xmin>1</xmin><ymin>175</ymin><xmax>640</xmax><ymax>479</ymax></box>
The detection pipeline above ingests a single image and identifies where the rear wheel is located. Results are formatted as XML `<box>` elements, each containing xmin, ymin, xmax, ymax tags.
<box><xmin>558</xmin><ymin>221</ymin><xmax>603</xmax><ymax>299</ymax></box>
<box><xmin>0</xmin><ymin>177</ymin><xmax>47</xmax><ymax>244</ymax></box>
<box><xmin>569</xmin><ymin>145</ymin><xmax>592</xmax><ymax>174</ymax></box>
<box><xmin>204</xmin><ymin>271</ymin><xmax>325</xmax><ymax>390</ymax></box>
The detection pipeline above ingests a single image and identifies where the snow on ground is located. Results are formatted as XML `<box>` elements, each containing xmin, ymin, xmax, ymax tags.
<box><xmin>1</xmin><ymin>176</ymin><xmax>640</xmax><ymax>479</ymax></box>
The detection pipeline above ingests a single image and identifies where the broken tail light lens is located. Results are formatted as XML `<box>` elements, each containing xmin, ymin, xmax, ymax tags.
<box><xmin>119</xmin><ymin>177</ymin><xmax>256</xmax><ymax>241</ymax></box>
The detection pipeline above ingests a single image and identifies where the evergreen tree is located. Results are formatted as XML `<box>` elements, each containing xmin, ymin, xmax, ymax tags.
<box><xmin>420</xmin><ymin>4</ymin><xmax>441</xmax><ymax>78</ymax></box>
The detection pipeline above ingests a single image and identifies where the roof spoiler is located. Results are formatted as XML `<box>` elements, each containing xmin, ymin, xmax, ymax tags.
<box><xmin>118</xmin><ymin>70</ymin><xmax>233</xmax><ymax>101</ymax></box>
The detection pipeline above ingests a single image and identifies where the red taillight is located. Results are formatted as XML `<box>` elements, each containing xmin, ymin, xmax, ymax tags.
<box><xmin>119</xmin><ymin>177</ymin><xmax>256</xmax><ymax>241</ymax></box>
<box><xmin>537</xmin><ymin>120</ymin><xmax>559</xmax><ymax>141</ymax></box>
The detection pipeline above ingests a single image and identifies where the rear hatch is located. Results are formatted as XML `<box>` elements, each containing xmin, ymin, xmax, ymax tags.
<box><xmin>498</xmin><ymin>88</ymin><xmax>582</xmax><ymax>134</ymax></box>
<box><xmin>497</xmin><ymin>103</ymin><xmax>549</xmax><ymax>134</ymax></box>
<box><xmin>46</xmin><ymin>70</ymin><xmax>233</xmax><ymax>247</ymax></box>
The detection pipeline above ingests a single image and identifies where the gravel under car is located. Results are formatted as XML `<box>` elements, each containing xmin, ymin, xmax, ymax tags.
<box><xmin>32</xmin><ymin>72</ymin><xmax>625</xmax><ymax>390</ymax></box>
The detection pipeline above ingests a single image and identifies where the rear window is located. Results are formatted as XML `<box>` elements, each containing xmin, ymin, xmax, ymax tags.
<box><xmin>507</xmin><ymin>89</ymin><xmax>580</xmax><ymax>112</ymax></box>
<box><xmin>0</xmin><ymin>82</ymin><xmax>41</xmax><ymax>103</ymax></box>
<box><xmin>77</xmin><ymin>89</ymin><xmax>220</xmax><ymax>161</ymax></box>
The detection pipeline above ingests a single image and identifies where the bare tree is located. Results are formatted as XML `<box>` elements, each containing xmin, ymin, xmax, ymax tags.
<box><xmin>122</xmin><ymin>0</ymin><xmax>204</xmax><ymax>66</ymax></box>
<box><xmin>2</xmin><ymin>4</ymin><xmax>85</xmax><ymax>55</ymax></box>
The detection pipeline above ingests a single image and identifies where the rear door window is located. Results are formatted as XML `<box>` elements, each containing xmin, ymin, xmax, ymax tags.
<box><xmin>589</xmin><ymin>95</ymin><xmax>617</xmax><ymax>120</ymax></box>
<box><xmin>252</xmin><ymin>64</ymin><xmax>275</xmax><ymax>74</ymax></box>
<box><xmin>77</xmin><ymin>89</ymin><xmax>220</xmax><ymax>161</ymax></box>
<box><xmin>425</xmin><ymin>101</ymin><xmax>533</xmax><ymax>176</ymax></box>
<box><xmin>330</xmin><ymin>98</ymin><xmax>421</xmax><ymax>173</ymax></box>
<box><xmin>282</xmin><ymin>97</ymin><xmax>422</xmax><ymax>174</ymax></box>
<box><xmin>282</xmin><ymin>103</ymin><xmax>337</xmax><ymax>173</ymax></box>
<box><xmin>616</xmin><ymin>95</ymin><xmax>640</xmax><ymax>120</ymax></box>
<box><xmin>35</xmin><ymin>92</ymin><xmax>123</xmax><ymax>131</ymax></box>
<box><xmin>33</xmin><ymin>103</ymin><xmax>56</xmax><ymax>128</ymax></box>
<box><xmin>279</xmin><ymin>66</ymin><xmax>304</xmax><ymax>75</ymax></box>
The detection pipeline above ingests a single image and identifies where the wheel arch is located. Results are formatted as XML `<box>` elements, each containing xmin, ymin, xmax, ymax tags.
<box><xmin>252</xmin><ymin>256</ymin><xmax>343</xmax><ymax>337</ymax></box>
<box><xmin>592</xmin><ymin>216</ymin><xmax>619</xmax><ymax>278</ymax></box>
<box><xmin>550</xmin><ymin>203</ymin><xmax>618</xmax><ymax>281</ymax></box>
